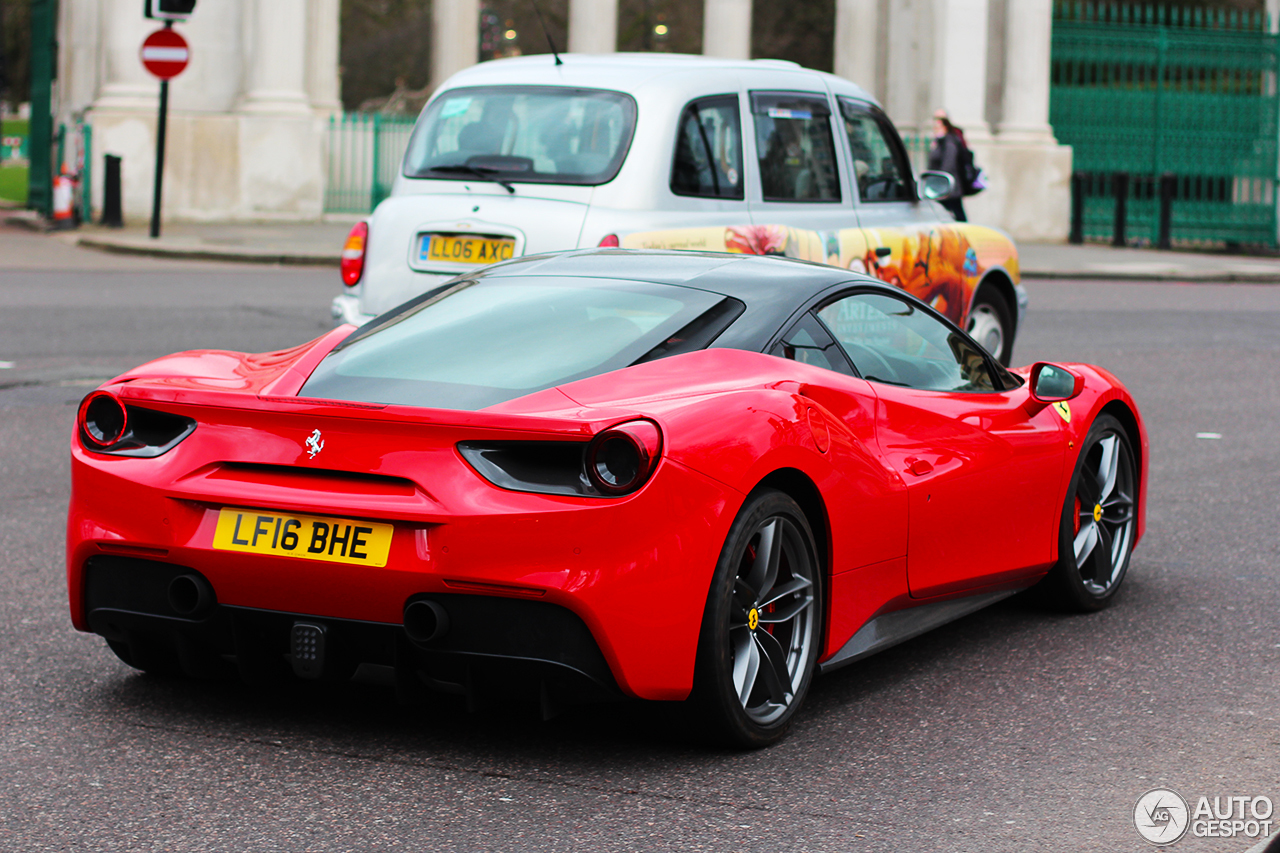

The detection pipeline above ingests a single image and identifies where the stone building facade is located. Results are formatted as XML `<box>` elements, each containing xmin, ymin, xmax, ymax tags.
<box><xmin>58</xmin><ymin>0</ymin><xmax>340</xmax><ymax>221</ymax></box>
<box><xmin>58</xmin><ymin>0</ymin><xmax>1069</xmax><ymax>239</ymax></box>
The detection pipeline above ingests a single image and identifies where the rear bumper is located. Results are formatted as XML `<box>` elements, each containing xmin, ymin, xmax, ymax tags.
<box><xmin>67</xmin><ymin>447</ymin><xmax>738</xmax><ymax>701</ymax></box>
<box><xmin>84</xmin><ymin>555</ymin><xmax>621</xmax><ymax>705</ymax></box>
<box><xmin>330</xmin><ymin>292</ymin><xmax>374</xmax><ymax>327</ymax></box>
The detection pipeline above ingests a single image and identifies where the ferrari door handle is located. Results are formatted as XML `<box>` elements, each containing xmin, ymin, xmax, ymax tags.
<box><xmin>906</xmin><ymin>458</ymin><xmax>933</xmax><ymax>476</ymax></box>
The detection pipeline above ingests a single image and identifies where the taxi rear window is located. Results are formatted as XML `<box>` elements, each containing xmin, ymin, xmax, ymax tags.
<box><xmin>403</xmin><ymin>86</ymin><xmax>637</xmax><ymax>186</ymax></box>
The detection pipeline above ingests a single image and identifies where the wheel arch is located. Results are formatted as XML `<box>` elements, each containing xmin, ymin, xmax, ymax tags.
<box><xmin>1099</xmin><ymin>398</ymin><xmax>1145</xmax><ymax>515</ymax></box>
<box><xmin>750</xmin><ymin>468</ymin><xmax>831</xmax><ymax>580</ymax></box>
<box><xmin>971</xmin><ymin>268</ymin><xmax>1019</xmax><ymax>335</ymax></box>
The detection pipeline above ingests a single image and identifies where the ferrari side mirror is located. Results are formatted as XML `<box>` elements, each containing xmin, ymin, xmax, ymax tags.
<box><xmin>1030</xmin><ymin>362</ymin><xmax>1085</xmax><ymax>402</ymax></box>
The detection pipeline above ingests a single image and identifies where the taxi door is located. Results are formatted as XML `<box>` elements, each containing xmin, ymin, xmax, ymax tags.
<box><xmin>743</xmin><ymin>88</ymin><xmax>859</xmax><ymax>262</ymax></box>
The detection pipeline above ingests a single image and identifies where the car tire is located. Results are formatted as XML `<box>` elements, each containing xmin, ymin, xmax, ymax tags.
<box><xmin>967</xmin><ymin>287</ymin><xmax>1014</xmax><ymax>366</ymax></box>
<box><xmin>1037</xmin><ymin>414</ymin><xmax>1138</xmax><ymax>612</ymax></box>
<box><xmin>691</xmin><ymin>488</ymin><xmax>823</xmax><ymax>748</ymax></box>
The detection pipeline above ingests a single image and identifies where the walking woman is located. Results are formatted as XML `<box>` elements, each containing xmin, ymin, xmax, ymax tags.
<box><xmin>928</xmin><ymin>109</ymin><xmax>968</xmax><ymax>222</ymax></box>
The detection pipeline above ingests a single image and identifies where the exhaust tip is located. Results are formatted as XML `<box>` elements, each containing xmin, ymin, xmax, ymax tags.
<box><xmin>167</xmin><ymin>574</ymin><xmax>213</xmax><ymax>617</ymax></box>
<box><xmin>404</xmin><ymin>599</ymin><xmax>449</xmax><ymax>644</ymax></box>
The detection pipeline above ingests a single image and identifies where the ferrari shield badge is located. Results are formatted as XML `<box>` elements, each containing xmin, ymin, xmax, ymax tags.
<box><xmin>1052</xmin><ymin>401</ymin><xmax>1071</xmax><ymax>423</ymax></box>
<box><xmin>305</xmin><ymin>429</ymin><xmax>325</xmax><ymax>459</ymax></box>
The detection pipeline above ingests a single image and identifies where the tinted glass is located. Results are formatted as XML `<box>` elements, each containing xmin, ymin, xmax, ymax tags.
<box><xmin>403</xmin><ymin>86</ymin><xmax>637</xmax><ymax>185</ymax></box>
<box><xmin>671</xmin><ymin>96</ymin><xmax>744</xmax><ymax>200</ymax></box>
<box><xmin>817</xmin><ymin>292</ymin><xmax>996</xmax><ymax>392</ymax></box>
<box><xmin>302</xmin><ymin>278</ymin><xmax>734</xmax><ymax>410</ymax></box>
<box><xmin>751</xmin><ymin>92</ymin><xmax>840</xmax><ymax>202</ymax></box>
<box><xmin>769</xmin><ymin>313</ymin><xmax>853</xmax><ymax>375</ymax></box>
<box><xmin>840</xmin><ymin>100</ymin><xmax>914</xmax><ymax>202</ymax></box>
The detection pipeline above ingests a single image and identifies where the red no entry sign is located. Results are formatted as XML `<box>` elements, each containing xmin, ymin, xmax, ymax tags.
<box><xmin>140</xmin><ymin>28</ymin><xmax>190</xmax><ymax>80</ymax></box>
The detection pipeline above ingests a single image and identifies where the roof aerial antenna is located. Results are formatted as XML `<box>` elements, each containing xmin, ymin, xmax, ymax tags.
<box><xmin>530</xmin><ymin>0</ymin><xmax>564</xmax><ymax>66</ymax></box>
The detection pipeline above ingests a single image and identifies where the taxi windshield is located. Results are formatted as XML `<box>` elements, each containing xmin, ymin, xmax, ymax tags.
<box><xmin>402</xmin><ymin>86</ymin><xmax>637</xmax><ymax>186</ymax></box>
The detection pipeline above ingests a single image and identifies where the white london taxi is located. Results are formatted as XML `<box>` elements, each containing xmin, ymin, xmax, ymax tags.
<box><xmin>334</xmin><ymin>53</ymin><xmax>1025</xmax><ymax>363</ymax></box>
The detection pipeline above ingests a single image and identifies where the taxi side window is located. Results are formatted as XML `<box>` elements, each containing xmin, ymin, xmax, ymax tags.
<box><xmin>670</xmin><ymin>96</ymin><xmax>745</xmax><ymax>200</ymax></box>
<box><xmin>816</xmin><ymin>291</ymin><xmax>996</xmax><ymax>392</ymax></box>
<box><xmin>839</xmin><ymin>99</ymin><xmax>914</xmax><ymax>202</ymax></box>
<box><xmin>769</xmin><ymin>313</ymin><xmax>854</xmax><ymax>376</ymax></box>
<box><xmin>751</xmin><ymin>92</ymin><xmax>841</xmax><ymax>203</ymax></box>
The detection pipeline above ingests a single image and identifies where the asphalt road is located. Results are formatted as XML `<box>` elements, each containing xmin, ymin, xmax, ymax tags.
<box><xmin>1</xmin><ymin>224</ymin><xmax>1277</xmax><ymax>852</ymax></box>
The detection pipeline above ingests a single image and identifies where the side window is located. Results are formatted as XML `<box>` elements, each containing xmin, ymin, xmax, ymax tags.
<box><xmin>750</xmin><ymin>92</ymin><xmax>840</xmax><ymax>203</ymax></box>
<box><xmin>816</xmin><ymin>291</ymin><xmax>996</xmax><ymax>392</ymax></box>
<box><xmin>769</xmin><ymin>313</ymin><xmax>854</xmax><ymax>375</ymax></box>
<box><xmin>839</xmin><ymin>100</ymin><xmax>914</xmax><ymax>202</ymax></box>
<box><xmin>670</xmin><ymin>96</ymin><xmax>744</xmax><ymax>200</ymax></box>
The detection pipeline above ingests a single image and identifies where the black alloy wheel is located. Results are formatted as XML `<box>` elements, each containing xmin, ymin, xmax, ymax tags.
<box><xmin>1039</xmin><ymin>413</ymin><xmax>1138</xmax><ymax>611</ymax></box>
<box><xmin>692</xmin><ymin>489</ymin><xmax>823</xmax><ymax>748</ymax></box>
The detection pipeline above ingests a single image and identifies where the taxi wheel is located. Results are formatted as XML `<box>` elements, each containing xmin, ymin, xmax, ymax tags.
<box><xmin>692</xmin><ymin>489</ymin><xmax>822</xmax><ymax>748</ymax></box>
<box><xmin>967</xmin><ymin>288</ymin><xmax>1013</xmax><ymax>365</ymax></box>
<box><xmin>1038</xmin><ymin>414</ymin><xmax>1138</xmax><ymax>612</ymax></box>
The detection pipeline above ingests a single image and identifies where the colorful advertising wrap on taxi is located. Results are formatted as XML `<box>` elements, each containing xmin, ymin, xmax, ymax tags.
<box><xmin>621</xmin><ymin>223</ymin><xmax>1019</xmax><ymax>326</ymax></box>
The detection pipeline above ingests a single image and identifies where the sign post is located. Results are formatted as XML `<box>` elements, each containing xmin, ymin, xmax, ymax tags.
<box><xmin>140</xmin><ymin>26</ymin><xmax>189</xmax><ymax>238</ymax></box>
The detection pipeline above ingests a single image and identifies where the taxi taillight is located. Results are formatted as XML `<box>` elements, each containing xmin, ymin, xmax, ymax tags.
<box><xmin>341</xmin><ymin>222</ymin><xmax>368</xmax><ymax>287</ymax></box>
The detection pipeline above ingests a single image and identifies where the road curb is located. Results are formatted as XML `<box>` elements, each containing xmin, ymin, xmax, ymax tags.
<box><xmin>74</xmin><ymin>235</ymin><xmax>339</xmax><ymax>267</ymax></box>
<box><xmin>1021</xmin><ymin>269</ymin><xmax>1280</xmax><ymax>283</ymax></box>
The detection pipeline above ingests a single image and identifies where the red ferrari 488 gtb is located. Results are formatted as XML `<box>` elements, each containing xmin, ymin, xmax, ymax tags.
<box><xmin>68</xmin><ymin>250</ymin><xmax>1147</xmax><ymax>747</ymax></box>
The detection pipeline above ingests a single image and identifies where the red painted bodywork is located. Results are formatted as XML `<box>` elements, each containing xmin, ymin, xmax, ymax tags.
<box><xmin>67</xmin><ymin>334</ymin><xmax>1148</xmax><ymax>701</ymax></box>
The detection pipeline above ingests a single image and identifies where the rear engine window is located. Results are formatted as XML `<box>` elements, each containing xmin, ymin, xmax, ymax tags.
<box><xmin>302</xmin><ymin>277</ymin><xmax>741</xmax><ymax>410</ymax></box>
<box><xmin>403</xmin><ymin>86</ymin><xmax>637</xmax><ymax>185</ymax></box>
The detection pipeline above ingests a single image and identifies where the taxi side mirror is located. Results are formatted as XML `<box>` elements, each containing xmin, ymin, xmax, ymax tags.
<box><xmin>1030</xmin><ymin>362</ymin><xmax>1085</xmax><ymax>402</ymax></box>
<box><xmin>918</xmin><ymin>171</ymin><xmax>955</xmax><ymax>201</ymax></box>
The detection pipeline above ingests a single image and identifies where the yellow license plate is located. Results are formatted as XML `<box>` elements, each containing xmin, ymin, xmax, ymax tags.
<box><xmin>212</xmin><ymin>508</ymin><xmax>394</xmax><ymax>567</ymax></box>
<box><xmin>420</xmin><ymin>233</ymin><xmax>515</xmax><ymax>264</ymax></box>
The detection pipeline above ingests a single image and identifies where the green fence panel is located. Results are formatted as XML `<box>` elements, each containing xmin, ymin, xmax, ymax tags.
<box><xmin>325</xmin><ymin>113</ymin><xmax>418</xmax><ymax>215</ymax></box>
<box><xmin>1050</xmin><ymin>1</ymin><xmax>1280</xmax><ymax>247</ymax></box>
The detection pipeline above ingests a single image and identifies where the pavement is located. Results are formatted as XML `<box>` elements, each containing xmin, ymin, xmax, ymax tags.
<box><xmin>6</xmin><ymin>205</ymin><xmax>1280</xmax><ymax>281</ymax></box>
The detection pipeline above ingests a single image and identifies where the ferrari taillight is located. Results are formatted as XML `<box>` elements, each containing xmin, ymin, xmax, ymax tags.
<box><xmin>457</xmin><ymin>419</ymin><xmax>663</xmax><ymax>498</ymax></box>
<box><xmin>78</xmin><ymin>391</ymin><xmax>128</xmax><ymax>449</ymax></box>
<box><xmin>340</xmin><ymin>221</ymin><xmax>368</xmax><ymax>287</ymax></box>
<box><xmin>586</xmin><ymin>420</ymin><xmax>662</xmax><ymax>496</ymax></box>
<box><xmin>76</xmin><ymin>391</ymin><xmax>196</xmax><ymax>457</ymax></box>
<box><xmin>598</xmin><ymin>234</ymin><xmax>620</xmax><ymax>248</ymax></box>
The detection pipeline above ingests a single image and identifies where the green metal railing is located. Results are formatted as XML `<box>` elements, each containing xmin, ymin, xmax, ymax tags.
<box><xmin>1050</xmin><ymin>2</ymin><xmax>1280</xmax><ymax>246</ymax></box>
<box><xmin>325</xmin><ymin>113</ymin><xmax>418</xmax><ymax>214</ymax></box>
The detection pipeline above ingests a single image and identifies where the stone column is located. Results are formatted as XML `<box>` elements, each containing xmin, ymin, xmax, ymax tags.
<box><xmin>933</xmin><ymin>0</ymin><xmax>991</xmax><ymax>141</ymax></box>
<box><xmin>703</xmin><ymin>0</ymin><xmax>752</xmax><ymax>60</ymax></box>
<box><xmin>569</xmin><ymin>0</ymin><xmax>618</xmax><ymax>54</ymax></box>
<box><xmin>307</xmin><ymin>0</ymin><xmax>343</xmax><ymax>113</ymax></box>
<box><xmin>433</xmin><ymin>0</ymin><xmax>480</xmax><ymax>89</ymax></box>
<box><xmin>240</xmin><ymin>0</ymin><xmax>311</xmax><ymax>114</ymax></box>
<box><xmin>95</xmin><ymin>0</ymin><xmax>160</xmax><ymax>110</ymax></box>
<box><xmin>833</xmin><ymin>0</ymin><xmax>880</xmax><ymax>94</ymax></box>
<box><xmin>237</xmin><ymin>0</ymin><xmax>322</xmax><ymax>217</ymax></box>
<box><xmin>996</xmin><ymin>0</ymin><xmax>1054</xmax><ymax>142</ymax></box>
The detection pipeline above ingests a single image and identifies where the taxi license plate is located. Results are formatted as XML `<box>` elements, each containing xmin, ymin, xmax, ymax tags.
<box><xmin>212</xmin><ymin>508</ymin><xmax>393</xmax><ymax>568</ymax></box>
<box><xmin>418</xmin><ymin>233</ymin><xmax>515</xmax><ymax>264</ymax></box>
